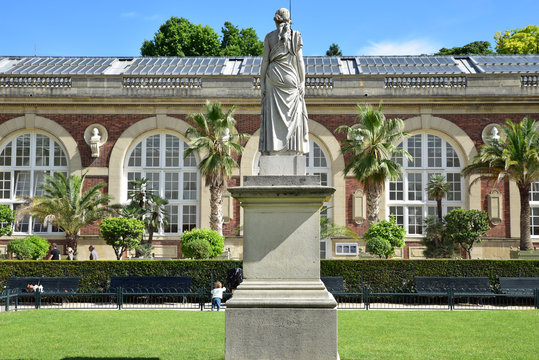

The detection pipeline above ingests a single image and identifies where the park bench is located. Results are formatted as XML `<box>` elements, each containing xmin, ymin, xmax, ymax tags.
<box><xmin>321</xmin><ymin>276</ymin><xmax>345</xmax><ymax>294</ymax></box>
<box><xmin>5</xmin><ymin>277</ymin><xmax>80</xmax><ymax>295</ymax></box>
<box><xmin>499</xmin><ymin>277</ymin><xmax>539</xmax><ymax>297</ymax></box>
<box><xmin>109</xmin><ymin>276</ymin><xmax>192</xmax><ymax>293</ymax></box>
<box><xmin>414</xmin><ymin>276</ymin><xmax>493</xmax><ymax>296</ymax></box>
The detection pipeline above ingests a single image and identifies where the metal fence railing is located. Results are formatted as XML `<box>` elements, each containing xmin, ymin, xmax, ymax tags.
<box><xmin>1</xmin><ymin>288</ymin><xmax>537</xmax><ymax>312</ymax></box>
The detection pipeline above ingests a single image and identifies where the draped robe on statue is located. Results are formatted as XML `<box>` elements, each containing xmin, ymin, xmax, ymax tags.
<box><xmin>259</xmin><ymin>28</ymin><xmax>310</xmax><ymax>154</ymax></box>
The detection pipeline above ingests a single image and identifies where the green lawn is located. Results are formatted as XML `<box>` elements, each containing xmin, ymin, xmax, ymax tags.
<box><xmin>0</xmin><ymin>310</ymin><xmax>537</xmax><ymax>359</ymax></box>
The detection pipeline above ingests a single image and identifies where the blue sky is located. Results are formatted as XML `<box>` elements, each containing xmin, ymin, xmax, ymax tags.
<box><xmin>2</xmin><ymin>0</ymin><xmax>538</xmax><ymax>57</ymax></box>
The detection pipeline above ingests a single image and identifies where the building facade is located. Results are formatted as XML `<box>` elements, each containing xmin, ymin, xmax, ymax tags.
<box><xmin>0</xmin><ymin>55</ymin><xmax>538</xmax><ymax>260</ymax></box>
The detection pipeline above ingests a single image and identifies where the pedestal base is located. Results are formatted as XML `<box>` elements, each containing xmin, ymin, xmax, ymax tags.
<box><xmin>259</xmin><ymin>153</ymin><xmax>306</xmax><ymax>175</ymax></box>
<box><xmin>225</xmin><ymin>308</ymin><xmax>339</xmax><ymax>360</ymax></box>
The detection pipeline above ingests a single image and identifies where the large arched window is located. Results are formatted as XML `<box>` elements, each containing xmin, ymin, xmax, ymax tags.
<box><xmin>0</xmin><ymin>132</ymin><xmax>68</xmax><ymax>234</ymax></box>
<box><xmin>387</xmin><ymin>133</ymin><xmax>464</xmax><ymax>236</ymax></box>
<box><xmin>531</xmin><ymin>181</ymin><xmax>539</xmax><ymax>237</ymax></box>
<box><xmin>125</xmin><ymin>133</ymin><xmax>199</xmax><ymax>234</ymax></box>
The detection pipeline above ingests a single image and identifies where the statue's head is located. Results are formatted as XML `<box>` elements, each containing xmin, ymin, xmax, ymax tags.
<box><xmin>274</xmin><ymin>8</ymin><xmax>291</xmax><ymax>25</ymax></box>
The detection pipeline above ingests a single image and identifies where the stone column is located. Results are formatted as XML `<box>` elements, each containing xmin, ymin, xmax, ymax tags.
<box><xmin>225</xmin><ymin>175</ymin><xmax>338</xmax><ymax>360</ymax></box>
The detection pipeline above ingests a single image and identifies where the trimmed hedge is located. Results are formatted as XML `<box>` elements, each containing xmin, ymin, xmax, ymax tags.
<box><xmin>0</xmin><ymin>259</ymin><xmax>537</xmax><ymax>293</ymax></box>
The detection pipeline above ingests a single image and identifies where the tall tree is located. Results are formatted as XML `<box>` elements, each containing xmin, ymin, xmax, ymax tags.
<box><xmin>221</xmin><ymin>21</ymin><xmax>263</xmax><ymax>56</ymax></box>
<box><xmin>427</xmin><ymin>175</ymin><xmax>451</xmax><ymax>220</ymax></box>
<box><xmin>21</xmin><ymin>173</ymin><xmax>116</xmax><ymax>255</ymax></box>
<box><xmin>141</xmin><ymin>17</ymin><xmax>263</xmax><ymax>57</ymax></box>
<box><xmin>495</xmin><ymin>25</ymin><xmax>539</xmax><ymax>54</ymax></box>
<box><xmin>445</xmin><ymin>209</ymin><xmax>490</xmax><ymax>259</ymax></box>
<box><xmin>185</xmin><ymin>101</ymin><xmax>249</xmax><ymax>235</ymax></box>
<box><xmin>0</xmin><ymin>205</ymin><xmax>15</xmax><ymax>237</ymax></box>
<box><xmin>435</xmin><ymin>41</ymin><xmax>494</xmax><ymax>55</ymax></box>
<box><xmin>326</xmin><ymin>43</ymin><xmax>342</xmax><ymax>56</ymax></box>
<box><xmin>337</xmin><ymin>104</ymin><xmax>411</xmax><ymax>223</ymax></box>
<box><xmin>141</xmin><ymin>17</ymin><xmax>221</xmax><ymax>56</ymax></box>
<box><xmin>462</xmin><ymin>117</ymin><xmax>539</xmax><ymax>251</ymax></box>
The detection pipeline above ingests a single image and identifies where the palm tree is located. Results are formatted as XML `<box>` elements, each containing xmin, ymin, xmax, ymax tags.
<box><xmin>185</xmin><ymin>101</ymin><xmax>249</xmax><ymax>235</ymax></box>
<box><xmin>21</xmin><ymin>172</ymin><xmax>116</xmax><ymax>255</ymax></box>
<box><xmin>462</xmin><ymin>117</ymin><xmax>539</xmax><ymax>251</ymax></box>
<box><xmin>123</xmin><ymin>178</ymin><xmax>168</xmax><ymax>246</ymax></box>
<box><xmin>427</xmin><ymin>175</ymin><xmax>451</xmax><ymax>220</ymax></box>
<box><xmin>337</xmin><ymin>104</ymin><xmax>410</xmax><ymax>223</ymax></box>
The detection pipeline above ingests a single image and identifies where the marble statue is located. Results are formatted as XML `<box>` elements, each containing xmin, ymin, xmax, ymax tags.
<box><xmin>259</xmin><ymin>8</ymin><xmax>309</xmax><ymax>155</ymax></box>
<box><xmin>490</xmin><ymin>126</ymin><xmax>500</xmax><ymax>141</ymax></box>
<box><xmin>90</xmin><ymin>127</ymin><xmax>101</xmax><ymax>157</ymax></box>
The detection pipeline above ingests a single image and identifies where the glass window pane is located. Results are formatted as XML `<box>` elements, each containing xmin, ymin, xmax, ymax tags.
<box><xmin>530</xmin><ymin>182</ymin><xmax>539</xmax><ymax>202</ymax></box>
<box><xmin>14</xmin><ymin>205</ymin><xmax>29</xmax><ymax>233</ymax></box>
<box><xmin>33</xmin><ymin>171</ymin><xmax>48</xmax><ymax>196</ymax></box>
<box><xmin>183</xmin><ymin>173</ymin><xmax>197</xmax><ymax>200</ymax></box>
<box><xmin>408</xmin><ymin>206</ymin><xmax>423</xmax><ymax>235</ymax></box>
<box><xmin>0</xmin><ymin>172</ymin><xmax>11</xmax><ymax>199</ymax></box>
<box><xmin>389</xmin><ymin>177</ymin><xmax>403</xmax><ymax>201</ymax></box>
<box><xmin>54</xmin><ymin>142</ymin><xmax>68</xmax><ymax>167</ymax></box>
<box><xmin>182</xmin><ymin>205</ymin><xmax>197</xmax><ymax>232</ymax></box>
<box><xmin>313</xmin><ymin>143</ymin><xmax>327</xmax><ymax>167</ymax></box>
<box><xmin>145</xmin><ymin>172</ymin><xmax>160</xmax><ymax>196</ymax></box>
<box><xmin>164</xmin><ymin>205</ymin><xmax>179</xmax><ymax>233</ymax></box>
<box><xmin>0</xmin><ymin>142</ymin><xmax>12</xmax><ymax>166</ymax></box>
<box><xmin>407</xmin><ymin>173</ymin><xmax>423</xmax><ymax>201</ymax></box>
<box><xmin>446</xmin><ymin>173</ymin><xmax>462</xmax><ymax>201</ymax></box>
<box><xmin>407</xmin><ymin>135</ymin><xmax>422</xmax><ymax>168</ymax></box>
<box><xmin>531</xmin><ymin>207</ymin><xmax>539</xmax><ymax>236</ymax></box>
<box><xmin>165</xmin><ymin>173</ymin><xmax>179</xmax><ymax>200</ymax></box>
<box><xmin>16</xmin><ymin>134</ymin><xmax>31</xmax><ymax>167</ymax></box>
<box><xmin>165</xmin><ymin>135</ymin><xmax>180</xmax><ymax>167</ymax></box>
<box><xmin>15</xmin><ymin>171</ymin><xmax>31</xmax><ymax>197</ymax></box>
<box><xmin>35</xmin><ymin>134</ymin><xmax>50</xmax><ymax>167</ymax></box>
<box><xmin>128</xmin><ymin>143</ymin><xmax>142</xmax><ymax>167</ymax></box>
<box><xmin>391</xmin><ymin>142</ymin><xmax>404</xmax><ymax>166</ymax></box>
<box><xmin>427</xmin><ymin>134</ymin><xmax>442</xmax><ymax>168</ymax></box>
<box><xmin>145</xmin><ymin>135</ymin><xmax>160</xmax><ymax>167</ymax></box>
<box><xmin>446</xmin><ymin>143</ymin><xmax>460</xmax><ymax>168</ymax></box>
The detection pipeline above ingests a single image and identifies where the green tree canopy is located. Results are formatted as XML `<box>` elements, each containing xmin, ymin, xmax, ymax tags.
<box><xmin>495</xmin><ymin>25</ymin><xmax>539</xmax><ymax>54</ymax></box>
<box><xmin>435</xmin><ymin>41</ymin><xmax>494</xmax><ymax>55</ymax></box>
<box><xmin>0</xmin><ymin>205</ymin><xmax>15</xmax><ymax>236</ymax></box>
<box><xmin>364</xmin><ymin>217</ymin><xmax>406</xmax><ymax>258</ymax></box>
<box><xmin>7</xmin><ymin>235</ymin><xmax>50</xmax><ymax>260</ymax></box>
<box><xmin>181</xmin><ymin>228</ymin><xmax>224</xmax><ymax>259</ymax></box>
<box><xmin>326</xmin><ymin>43</ymin><xmax>342</xmax><ymax>56</ymax></box>
<box><xmin>141</xmin><ymin>17</ymin><xmax>263</xmax><ymax>57</ymax></box>
<box><xmin>100</xmin><ymin>217</ymin><xmax>144</xmax><ymax>260</ymax></box>
<box><xmin>445</xmin><ymin>209</ymin><xmax>490</xmax><ymax>259</ymax></box>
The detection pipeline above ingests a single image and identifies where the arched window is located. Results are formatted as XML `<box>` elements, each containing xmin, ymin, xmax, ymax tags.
<box><xmin>125</xmin><ymin>133</ymin><xmax>199</xmax><ymax>234</ymax></box>
<box><xmin>531</xmin><ymin>181</ymin><xmax>539</xmax><ymax>237</ymax></box>
<box><xmin>0</xmin><ymin>132</ymin><xmax>68</xmax><ymax>234</ymax></box>
<box><xmin>386</xmin><ymin>133</ymin><xmax>464</xmax><ymax>235</ymax></box>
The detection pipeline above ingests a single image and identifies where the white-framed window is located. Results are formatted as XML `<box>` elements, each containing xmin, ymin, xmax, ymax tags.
<box><xmin>320</xmin><ymin>240</ymin><xmax>327</xmax><ymax>259</ymax></box>
<box><xmin>335</xmin><ymin>242</ymin><xmax>358</xmax><ymax>255</ymax></box>
<box><xmin>125</xmin><ymin>133</ymin><xmax>199</xmax><ymax>234</ymax></box>
<box><xmin>531</xmin><ymin>181</ymin><xmax>539</xmax><ymax>237</ymax></box>
<box><xmin>386</xmin><ymin>133</ymin><xmax>464</xmax><ymax>236</ymax></box>
<box><xmin>0</xmin><ymin>133</ymin><xmax>68</xmax><ymax>234</ymax></box>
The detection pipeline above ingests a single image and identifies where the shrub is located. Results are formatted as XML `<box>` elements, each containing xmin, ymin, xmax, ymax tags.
<box><xmin>364</xmin><ymin>217</ymin><xmax>406</xmax><ymax>257</ymax></box>
<box><xmin>421</xmin><ymin>216</ymin><xmax>459</xmax><ymax>258</ymax></box>
<box><xmin>366</xmin><ymin>237</ymin><xmax>392</xmax><ymax>258</ymax></box>
<box><xmin>445</xmin><ymin>209</ymin><xmax>490</xmax><ymax>259</ymax></box>
<box><xmin>181</xmin><ymin>228</ymin><xmax>224</xmax><ymax>259</ymax></box>
<box><xmin>7</xmin><ymin>235</ymin><xmax>50</xmax><ymax>260</ymax></box>
<box><xmin>100</xmin><ymin>217</ymin><xmax>145</xmax><ymax>260</ymax></box>
<box><xmin>0</xmin><ymin>205</ymin><xmax>15</xmax><ymax>236</ymax></box>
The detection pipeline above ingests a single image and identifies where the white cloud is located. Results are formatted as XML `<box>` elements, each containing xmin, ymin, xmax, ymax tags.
<box><xmin>120</xmin><ymin>12</ymin><xmax>137</xmax><ymax>18</ymax></box>
<box><xmin>358</xmin><ymin>39</ymin><xmax>439</xmax><ymax>56</ymax></box>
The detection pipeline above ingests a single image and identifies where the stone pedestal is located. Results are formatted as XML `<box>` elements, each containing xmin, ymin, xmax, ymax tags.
<box><xmin>225</xmin><ymin>175</ymin><xmax>338</xmax><ymax>360</ymax></box>
<box><xmin>259</xmin><ymin>153</ymin><xmax>306</xmax><ymax>176</ymax></box>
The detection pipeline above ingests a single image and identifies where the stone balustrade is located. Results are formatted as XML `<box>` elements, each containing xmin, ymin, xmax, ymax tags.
<box><xmin>385</xmin><ymin>76</ymin><xmax>467</xmax><ymax>89</ymax></box>
<box><xmin>252</xmin><ymin>76</ymin><xmax>333</xmax><ymax>89</ymax></box>
<box><xmin>123</xmin><ymin>77</ymin><xmax>202</xmax><ymax>88</ymax></box>
<box><xmin>521</xmin><ymin>75</ymin><xmax>538</xmax><ymax>87</ymax></box>
<box><xmin>0</xmin><ymin>76</ymin><xmax>72</xmax><ymax>88</ymax></box>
